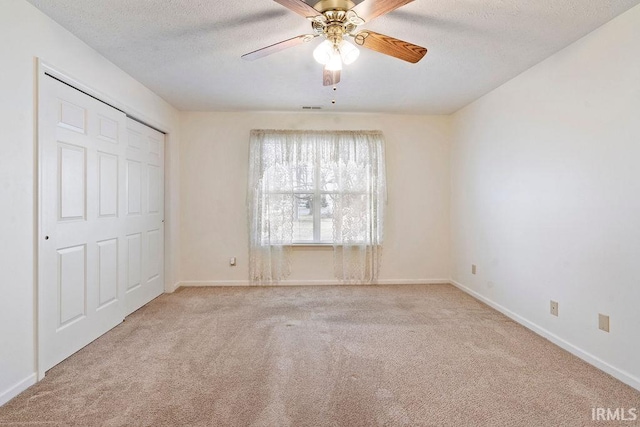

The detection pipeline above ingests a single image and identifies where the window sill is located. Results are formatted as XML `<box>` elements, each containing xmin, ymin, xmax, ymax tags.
<box><xmin>288</xmin><ymin>243</ymin><xmax>334</xmax><ymax>248</ymax></box>
<box><xmin>263</xmin><ymin>243</ymin><xmax>375</xmax><ymax>247</ymax></box>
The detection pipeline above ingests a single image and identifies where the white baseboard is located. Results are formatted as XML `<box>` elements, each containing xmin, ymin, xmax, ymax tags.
<box><xmin>450</xmin><ymin>279</ymin><xmax>640</xmax><ymax>392</ymax></box>
<box><xmin>375</xmin><ymin>279</ymin><xmax>450</xmax><ymax>285</ymax></box>
<box><xmin>179</xmin><ymin>279</ymin><xmax>450</xmax><ymax>287</ymax></box>
<box><xmin>0</xmin><ymin>373</ymin><xmax>37</xmax><ymax>407</ymax></box>
<box><xmin>167</xmin><ymin>282</ymin><xmax>181</xmax><ymax>293</ymax></box>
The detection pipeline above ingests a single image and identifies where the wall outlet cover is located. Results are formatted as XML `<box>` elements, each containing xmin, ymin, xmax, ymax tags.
<box><xmin>550</xmin><ymin>300</ymin><xmax>559</xmax><ymax>316</ymax></box>
<box><xmin>598</xmin><ymin>314</ymin><xmax>610</xmax><ymax>332</ymax></box>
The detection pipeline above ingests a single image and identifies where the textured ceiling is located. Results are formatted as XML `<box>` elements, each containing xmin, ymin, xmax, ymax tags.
<box><xmin>27</xmin><ymin>0</ymin><xmax>640</xmax><ymax>114</ymax></box>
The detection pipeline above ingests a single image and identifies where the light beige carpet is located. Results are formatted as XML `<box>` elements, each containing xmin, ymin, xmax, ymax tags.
<box><xmin>0</xmin><ymin>285</ymin><xmax>638</xmax><ymax>426</ymax></box>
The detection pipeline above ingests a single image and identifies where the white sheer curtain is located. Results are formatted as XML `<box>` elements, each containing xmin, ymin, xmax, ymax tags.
<box><xmin>247</xmin><ymin>130</ymin><xmax>386</xmax><ymax>283</ymax></box>
<box><xmin>326</xmin><ymin>132</ymin><xmax>386</xmax><ymax>283</ymax></box>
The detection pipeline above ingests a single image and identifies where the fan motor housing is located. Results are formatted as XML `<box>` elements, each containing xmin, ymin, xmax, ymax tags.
<box><xmin>311</xmin><ymin>10</ymin><xmax>356</xmax><ymax>37</ymax></box>
<box><xmin>312</xmin><ymin>0</ymin><xmax>356</xmax><ymax>13</ymax></box>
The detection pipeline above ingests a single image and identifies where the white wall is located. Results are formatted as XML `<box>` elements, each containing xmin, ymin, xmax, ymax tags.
<box><xmin>0</xmin><ymin>0</ymin><xmax>181</xmax><ymax>404</ymax></box>
<box><xmin>451</xmin><ymin>4</ymin><xmax>640</xmax><ymax>389</ymax></box>
<box><xmin>180</xmin><ymin>112</ymin><xmax>451</xmax><ymax>285</ymax></box>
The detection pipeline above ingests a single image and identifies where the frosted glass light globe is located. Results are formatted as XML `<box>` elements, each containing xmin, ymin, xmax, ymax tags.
<box><xmin>339</xmin><ymin>40</ymin><xmax>360</xmax><ymax>65</ymax></box>
<box><xmin>325</xmin><ymin>49</ymin><xmax>343</xmax><ymax>71</ymax></box>
<box><xmin>313</xmin><ymin>40</ymin><xmax>334</xmax><ymax>65</ymax></box>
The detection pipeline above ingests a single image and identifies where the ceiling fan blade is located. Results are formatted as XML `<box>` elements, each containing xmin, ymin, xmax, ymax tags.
<box><xmin>353</xmin><ymin>31</ymin><xmax>426</xmax><ymax>63</ymax></box>
<box><xmin>242</xmin><ymin>35</ymin><xmax>316</xmax><ymax>61</ymax></box>
<box><xmin>351</xmin><ymin>0</ymin><xmax>414</xmax><ymax>23</ymax></box>
<box><xmin>323</xmin><ymin>67</ymin><xmax>341</xmax><ymax>86</ymax></box>
<box><xmin>273</xmin><ymin>0</ymin><xmax>321</xmax><ymax>18</ymax></box>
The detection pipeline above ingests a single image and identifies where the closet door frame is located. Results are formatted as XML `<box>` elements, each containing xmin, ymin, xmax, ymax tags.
<box><xmin>36</xmin><ymin>61</ymin><xmax>171</xmax><ymax>380</ymax></box>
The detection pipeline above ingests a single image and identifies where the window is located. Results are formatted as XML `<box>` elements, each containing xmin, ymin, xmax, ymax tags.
<box><xmin>248</xmin><ymin>129</ymin><xmax>386</xmax><ymax>282</ymax></box>
<box><xmin>264</xmin><ymin>144</ymin><xmax>364</xmax><ymax>244</ymax></box>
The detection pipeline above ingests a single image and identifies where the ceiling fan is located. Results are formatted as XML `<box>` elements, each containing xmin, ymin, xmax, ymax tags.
<box><xmin>241</xmin><ymin>0</ymin><xmax>427</xmax><ymax>86</ymax></box>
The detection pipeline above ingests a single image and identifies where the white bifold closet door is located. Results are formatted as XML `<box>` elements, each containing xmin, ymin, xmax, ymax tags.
<box><xmin>39</xmin><ymin>75</ymin><xmax>164</xmax><ymax>372</ymax></box>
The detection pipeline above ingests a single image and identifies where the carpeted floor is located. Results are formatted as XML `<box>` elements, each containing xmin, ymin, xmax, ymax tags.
<box><xmin>0</xmin><ymin>284</ymin><xmax>638</xmax><ymax>426</ymax></box>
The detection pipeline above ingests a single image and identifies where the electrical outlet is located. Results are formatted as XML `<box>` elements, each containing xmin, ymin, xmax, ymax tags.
<box><xmin>471</xmin><ymin>264</ymin><xmax>477</xmax><ymax>275</ymax></box>
<box><xmin>598</xmin><ymin>314</ymin><xmax>610</xmax><ymax>332</ymax></box>
<box><xmin>550</xmin><ymin>300</ymin><xmax>559</xmax><ymax>316</ymax></box>
<box><xmin>229</xmin><ymin>257</ymin><xmax>236</xmax><ymax>266</ymax></box>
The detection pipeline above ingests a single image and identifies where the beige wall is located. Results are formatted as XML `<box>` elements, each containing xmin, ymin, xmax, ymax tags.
<box><xmin>450</xmin><ymin>4</ymin><xmax>640</xmax><ymax>389</ymax></box>
<box><xmin>0</xmin><ymin>0</ymin><xmax>181</xmax><ymax>404</ymax></box>
<box><xmin>5</xmin><ymin>0</ymin><xmax>639</xmax><ymax>408</ymax></box>
<box><xmin>180</xmin><ymin>112</ymin><xmax>451</xmax><ymax>284</ymax></box>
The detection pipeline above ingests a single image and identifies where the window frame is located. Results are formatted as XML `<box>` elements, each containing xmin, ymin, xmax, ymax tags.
<box><xmin>264</xmin><ymin>146</ymin><xmax>369</xmax><ymax>245</ymax></box>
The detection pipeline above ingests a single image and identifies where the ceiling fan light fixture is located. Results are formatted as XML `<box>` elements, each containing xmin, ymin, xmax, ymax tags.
<box><xmin>325</xmin><ymin>49</ymin><xmax>343</xmax><ymax>71</ymax></box>
<box><xmin>339</xmin><ymin>40</ymin><xmax>360</xmax><ymax>65</ymax></box>
<box><xmin>242</xmin><ymin>0</ymin><xmax>428</xmax><ymax>85</ymax></box>
<box><xmin>313</xmin><ymin>40</ymin><xmax>334</xmax><ymax>65</ymax></box>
